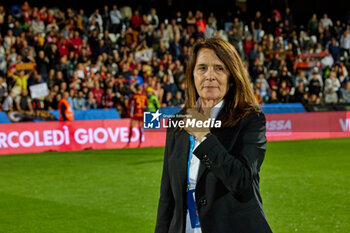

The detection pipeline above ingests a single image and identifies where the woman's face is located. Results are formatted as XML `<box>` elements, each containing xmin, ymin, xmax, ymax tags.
<box><xmin>194</xmin><ymin>48</ymin><xmax>229</xmax><ymax>103</ymax></box>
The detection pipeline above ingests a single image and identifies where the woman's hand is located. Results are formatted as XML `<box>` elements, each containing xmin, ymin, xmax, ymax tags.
<box><xmin>183</xmin><ymin>108</ymin><xmax>211</xmax><ymax>142</ymax></box>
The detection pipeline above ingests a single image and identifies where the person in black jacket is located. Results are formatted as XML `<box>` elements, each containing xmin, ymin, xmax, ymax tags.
<box><xmin>155</xmin><ymin>38</ymin><xmax>272</xmax><ymax>233</ymax></box>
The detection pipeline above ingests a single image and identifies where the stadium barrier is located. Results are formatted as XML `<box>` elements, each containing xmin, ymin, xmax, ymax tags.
<box><xmin>0</xmin><ymin>111</ymin><xmax>349</xmax><ymax>155</ymax></box>
<box><xmin>0</xmin><ymin>119</ymin><xmax>165</xmax><ymax>155</ymax></box>
<box><xmin>0</xmin><ymin>103</ymin><xmax>306</xmax><ymax>124</ymax></box>
<box><xmin>266</xmin><ymin>111</ymin><xmax>350</xmax><ymax>141</ymax></box>
<box><xmin>304</xmin><ymin>103</ymin><xmax>350</xmax><ymax>112</ymax></box>
<box><xmin>0</xmin><ymin>109</ymin><xmax>121</xmax><ymax>123</ymax></box>
<box><xmin>261</xmin><ymin>103</ymin><xmax>306</xmax><ymax>114</ymax></box>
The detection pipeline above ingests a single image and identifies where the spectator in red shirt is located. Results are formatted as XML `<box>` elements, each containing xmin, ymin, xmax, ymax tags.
<box><xmin>70</xmin><ymin>31</ymin><xmax>82</xmax><ymax>55</ymax></box>
<box><xmin>46</xmin><ymin>9</ymin><xmax>55</xmax><ymax>24</ymax></box>
<box><xmin>57</xmin><ymin>37</ymin><xmax>71</xmax><ymax>57</ymax></box>
<box><xmin>131</xmin><ymin>10</ymin><xmax>143</xmax><ymax>31</ymax></box>
<box><xmin>39</xmin><ymin>6</ymin><xmax>47</xmax><ymax>22</ymax></box>
<box><xmin>102</xmin><ymin>88</ymin><xmax>116</xmax><ymax>109</ymax></box>
<box><xmin>196</xmin><ymin>12</ymin><xmax>206</xmax><ymax>33</ymax></box>
<box><xmin>244</xmin><ymin>35</ymin><xmax>254</xmax><ymax>57</ymax></box>
<box><xmin>268</xmin><ymin>70</ymin><xmax>279</xmax><ymax>92</ymax></box>
<box><xmin>91</xmin><ymin>81</ymin><xmax>104</xmax><ymax>107</ymax></box>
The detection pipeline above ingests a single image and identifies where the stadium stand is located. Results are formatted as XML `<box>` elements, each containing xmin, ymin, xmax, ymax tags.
<box><xmin>0</xmin><ymin>2</ymin><xmax>350</xmax><ymax>118</ymax></box>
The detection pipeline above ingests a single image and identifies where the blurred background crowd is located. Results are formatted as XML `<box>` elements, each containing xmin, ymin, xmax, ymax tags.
<box><xmin>0</xmin><ymin>1</ymin><xmax>350</xmax><ymax>117</ymax></box>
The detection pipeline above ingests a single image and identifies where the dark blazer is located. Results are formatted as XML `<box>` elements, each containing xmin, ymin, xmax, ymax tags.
<box><xmin>155</xmin><ymin>110</ymin><xmax>273</xmax><ymax>233</ymax></box>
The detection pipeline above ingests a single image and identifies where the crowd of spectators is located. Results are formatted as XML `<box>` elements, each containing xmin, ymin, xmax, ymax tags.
<box><xmin>0</xmin><ymin>2</ymin><xmax>350</xmax><ymax>118</ymax></box>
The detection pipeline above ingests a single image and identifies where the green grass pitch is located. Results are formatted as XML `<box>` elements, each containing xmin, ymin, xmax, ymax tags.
<box><xmin>0</xmin><ymin>137</ymin><xmax>349</xmax><ymax>233</ymax></box>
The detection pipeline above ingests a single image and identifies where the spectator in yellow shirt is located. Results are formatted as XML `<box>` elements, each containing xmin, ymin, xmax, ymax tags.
<box><xmin>12</xmin><ymin>70</ymin><xmax>32</xmax><ymax>96</ymax></box>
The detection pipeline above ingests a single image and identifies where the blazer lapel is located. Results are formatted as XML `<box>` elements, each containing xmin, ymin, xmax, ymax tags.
<box><xmin>175</xmin><ymin>129</ymin><xmax>190</xmax><ymax>191</ymax></box>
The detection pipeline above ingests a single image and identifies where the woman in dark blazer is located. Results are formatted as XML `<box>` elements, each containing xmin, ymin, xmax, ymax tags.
<box><xmin>155</xmin><ymin>38</ymin><xmax>273</xmax><ymax>233</ymax></box>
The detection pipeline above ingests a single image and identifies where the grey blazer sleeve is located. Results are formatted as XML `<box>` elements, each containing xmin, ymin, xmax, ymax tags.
<box><xmin>193</xmin><ymin>112</ymin><xmax>267</xmax><ymax>196</ymax></box>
